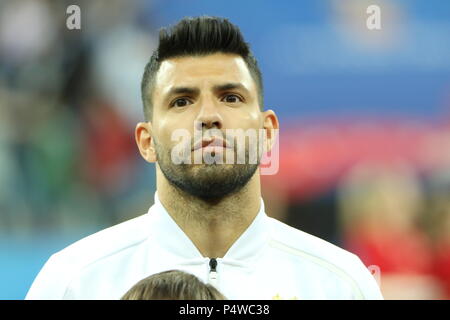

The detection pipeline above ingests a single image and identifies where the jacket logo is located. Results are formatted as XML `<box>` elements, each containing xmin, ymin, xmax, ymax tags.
<box><xmin>272</xmin><ymin>293</ymin><xmax>298</xmax><ymax>300</ymax></box>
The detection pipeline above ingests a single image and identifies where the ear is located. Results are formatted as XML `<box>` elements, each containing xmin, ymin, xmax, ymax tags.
<box><xmin>135</xmin><ymin>122</ymin><xmax>157</xmax><ymax>163</ymax></box>
<box><xmin>261</xmin><ymin>109</ymin><xmax>279</xmax><ymax>153</ymax></box>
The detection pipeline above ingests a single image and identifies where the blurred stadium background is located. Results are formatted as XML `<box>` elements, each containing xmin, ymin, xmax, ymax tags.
<box><xmin>0</xmin><ymin>0</ymin><xmax>449</xmax><ymax>299</ymax></box>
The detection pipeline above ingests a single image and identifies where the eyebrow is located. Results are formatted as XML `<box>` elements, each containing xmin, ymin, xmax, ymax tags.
<box><xmin>166</xmin><ymin>86</ymin><xmax>200</xmax><ymax>98</ymax></box>
<box><xmin>212</xmin><ymin>82</ymin><xmax>249</xmax><ymax>94</ymax></box>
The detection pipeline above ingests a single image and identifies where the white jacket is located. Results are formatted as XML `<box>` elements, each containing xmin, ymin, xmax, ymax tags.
<box><xmin>26</xmin><ymin>191</ymin><xmax>383</xmax><ymax>300</ymax></box>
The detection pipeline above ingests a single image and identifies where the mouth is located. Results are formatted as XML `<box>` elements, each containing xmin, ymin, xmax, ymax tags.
<box><xmin>192</xmin><ymin>138</ymin><xmax>230</xmax><ymax>151</ymax></box>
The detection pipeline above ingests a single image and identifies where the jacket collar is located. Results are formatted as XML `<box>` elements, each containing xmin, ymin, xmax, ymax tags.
<box><xmin>146</xmin><ymin>191</ymin><xmax>269</xmax><ymax>266</ymax></box>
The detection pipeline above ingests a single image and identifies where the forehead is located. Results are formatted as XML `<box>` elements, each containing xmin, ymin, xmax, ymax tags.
<box><xmin>154</xmin><ymin>53</ymin><xmax>256</xmax><ymax>96</ymax></box>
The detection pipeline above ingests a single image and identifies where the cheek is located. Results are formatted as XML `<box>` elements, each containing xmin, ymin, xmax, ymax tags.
<box><xmin>153</xmin><ymin>118</ymin><xmax>174</xmax><ymax>147</ymax></box>
<box><xmin>155</xmin><ymin>117</ymin><xmax>192</xmax><ymax>148</ymax></box>
<box><xmin>230</xmin><ymin>110</ymin><xmax>261</xmax><ymax>129</ymax></box>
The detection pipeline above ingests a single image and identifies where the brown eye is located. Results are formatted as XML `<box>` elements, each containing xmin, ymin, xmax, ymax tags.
<box><xmin>172</xmin><ymin>98</ymin><xmax>192</xmax><ymax>107</ymax></box>
<box><xmin>222</xmin><ymin>94</ymin><xmax>242</xmax><ymax>103</ymax></box>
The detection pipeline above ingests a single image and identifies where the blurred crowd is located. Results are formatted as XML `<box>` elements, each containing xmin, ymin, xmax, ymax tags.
<box><xmin>337</xmin><ymin>162</ymin><xmax>450</xmax><ymax>299</ymax></box>
<box><xmin>0</xmin><ymin>0</ymin><xmax>449</xmax><ymax>299</ymax></box>
<box><xmin>0</xmin><ymin>0</ymin><xmax>159</xmax><ymax>236</ymax></box>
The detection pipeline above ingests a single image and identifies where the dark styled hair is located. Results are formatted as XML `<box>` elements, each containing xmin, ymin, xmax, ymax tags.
<box><xmin>141</xmin><ymin>16</ymin><xmax>264</xmax><ymax>121</ymax></box>
<box><xmin>121</xmin><ymin>270</ymin><xmax>227</xmax><ymax>300</ymax></box>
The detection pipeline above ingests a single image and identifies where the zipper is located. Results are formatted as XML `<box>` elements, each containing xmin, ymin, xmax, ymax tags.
<box><xmin>208</xmin><ymin>258</ymin><xmax>218</xmax><ymax>287</ymax></box>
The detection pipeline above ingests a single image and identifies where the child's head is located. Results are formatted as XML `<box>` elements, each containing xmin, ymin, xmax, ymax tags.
<box><xmin>121</xmin><ymin>270</ymin><xmax>226</xmax><ymax>300</ymax></box>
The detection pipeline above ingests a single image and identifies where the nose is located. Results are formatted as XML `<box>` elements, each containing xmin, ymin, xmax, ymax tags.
<box><xmin>194</xmin><ymin>99</ymin><xmax>223</xmax><ymax>131</ymax></box>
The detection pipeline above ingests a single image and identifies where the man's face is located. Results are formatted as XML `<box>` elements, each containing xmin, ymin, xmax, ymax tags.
<box><xmin>148</xmin><ymin>53</ymin><xmax>264</xmax><ymax>200</ymax></box>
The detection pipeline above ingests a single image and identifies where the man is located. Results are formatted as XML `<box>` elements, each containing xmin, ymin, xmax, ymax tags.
<box><xmin>26</xmin><ymin>16</ymin><xmax>383</xmax><ymax>299</ymax></box>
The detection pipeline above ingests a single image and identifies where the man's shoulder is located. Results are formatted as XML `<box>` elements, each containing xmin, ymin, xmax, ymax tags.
<box><xmin>52</xmin><ymin>213</ymin><xmax>150</xmax><ymax>269</ymax></box>
<box><xmin>264</xmin><ymin>217</ymin><xmax>382</xmax><ymax>299</ymax></box>
<box><xmin>26</xmin><ymin>213</ymin><xmax>151</xmax><ymax>299</ymax></box>
<box><xmin>265</xmin><ymin>217</ymin><xmax>370</xmax><ymax>282</ymax></box>
<box><xmin>266</xmin><ymin>217</ymin><xmax>355</xmax><ymax>261</ymax></box>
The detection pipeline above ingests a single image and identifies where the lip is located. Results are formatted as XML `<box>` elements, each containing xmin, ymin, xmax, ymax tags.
<box><xmin>192</xmin><ymin>138</ymin><xmax>229</xmax><ymax>151</ymax></box>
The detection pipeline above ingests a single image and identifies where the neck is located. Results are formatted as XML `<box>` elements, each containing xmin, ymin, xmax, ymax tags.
<box><xmin>156</xmin><ymin>166</ymin><xmax>262</xmax><ymax>258</ymax></box>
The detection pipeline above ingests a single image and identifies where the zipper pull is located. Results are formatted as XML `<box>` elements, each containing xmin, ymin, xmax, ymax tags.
<box><xmin>208</xmin><ymin>258</ymin><xmax>218</xmax><ymax>287</ymax></box>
